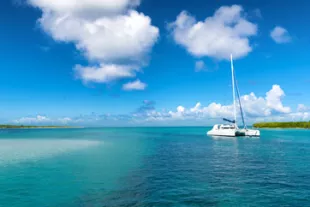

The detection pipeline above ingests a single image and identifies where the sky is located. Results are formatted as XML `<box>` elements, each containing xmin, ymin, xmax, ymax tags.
<box><xmin>0</xmin><ymin>0</ymin><xmax>309</xmax><ymax>126</ymax></box>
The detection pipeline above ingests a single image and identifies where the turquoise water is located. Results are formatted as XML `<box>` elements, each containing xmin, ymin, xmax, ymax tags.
<box><xmin>0</xmin><ymin>127</ymin><xmax>310</xmax><ymax>206</ymax></box>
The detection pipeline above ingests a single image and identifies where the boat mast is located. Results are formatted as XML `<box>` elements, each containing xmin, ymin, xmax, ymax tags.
<box><xmin>230</xmin><ymin>54</ymin><xmax>237</xmax><ymax>128</ymax></box>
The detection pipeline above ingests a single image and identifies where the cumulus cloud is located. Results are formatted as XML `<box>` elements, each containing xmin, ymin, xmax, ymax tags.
<box><xmin>141</xmin><ymin>85</ymin><xmax>292</xmax><ymax>123</ymax></box>
<box><xmin>28</xmin><ymin>0</ymin><xmax>140</xmax><ymax>17</ymax></box>
<box><xmin>74</xmin><ymin>64</ymin><xmax>138</xmax><ymax>84</ymax></box>
<box><xmin>266</xmin><ymin>85</ymin><xmax>291</xmax><ymax>113</ymax></box>
<box><xmin>168</xmin><ymin>106</ymin><xmax>186</xmax><ymax>119</ymax></box>
<box><xmin>12</xmin><ymin>85</ymin><xmax>305</xmax><ymax>126</ymax></box>
<box><xmin>270</xmin><ymin>26</ymin><xmax>291</xmax><ymax>43</ymax></box>
<box><xmin>169</xmin><ymin>5</ymin><xmax>257</xmax><ymax>60</ymax></box>
<box><xmin>13</xmin><ymin>115</ymin><xmax>74</xmax><ymax>125</ymax></box>
<box><xmin>190</xmin><ymin>102</ymin><xmax>202</xmax><ymax>113</ymax></box>
<box><xmin>289</xmin><ymin>112</ymin><xmax>310</xmax><ymax>121</ymax></box>
<box><xmin>122</xmin><ymin>79</ymin><xmax>147</xmax><ymax>91</ymax></box>
<box><xmin>57</xmin><ymin>117</ymin><xmax>72</xmax><ymax>124</ymax></box>
<box><xmin>13</xmin><ymin>115</ymin><xmax>51</xmax><ymax>124</ymax></box>
<box><xmin>297</xmin><ymin>104</ymin><xmax>308</xmax><ymax>112</ymax></box>
<box><xmin>38</xmin><ymin>10</ymin><xmax>159</xmax><ymax>62</ymax></box>
<box><xmin>11</xmin><ymin>113</ymin><xmax>135</xmax><ymax>126</ymax></box>
<box><xmin>28</xmin><ymin>0</ymin><xmax>159</xmax><ymax>84</ymax></box>
<box><xmin>240</xmin><ymin>92</ymin><xmax>271</xmax><ymax>117</ymax></box>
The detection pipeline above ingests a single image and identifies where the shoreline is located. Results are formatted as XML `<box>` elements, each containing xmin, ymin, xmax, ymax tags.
<box><xmin>0</xmin><ymin>125</ymin><xmax>82</xmax><ymax>129</ymax></box>
<box><xmin>253</xmin><ymin>121</ymin><xmax>310</xmax><ymax>129</ymax></box>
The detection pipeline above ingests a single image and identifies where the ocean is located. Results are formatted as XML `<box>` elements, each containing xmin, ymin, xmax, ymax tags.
<box><xmin>0</xmin><ymin>127</ymin><xmax>309</xmax><ymax>206</ymax></box>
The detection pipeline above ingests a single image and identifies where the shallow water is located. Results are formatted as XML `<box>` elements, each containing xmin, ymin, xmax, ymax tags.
<box><xmin>0</xmin><ymin>127</ymin><xmax>310</xmax><ymax>206</ymax></box>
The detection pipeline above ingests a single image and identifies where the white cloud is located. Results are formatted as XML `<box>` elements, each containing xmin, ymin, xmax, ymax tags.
<box><xmin>270</xmin><ymin>26</ymin><xmax>291</xmax><ymax>43</ymax></box>
<box><xmin>11</xmin><ymin>85</ymin><xmax>304</xmax><ymax>125</ymax></box>
<box><xmin>240</xmin><ymin>92</ymin><xmax>271</xmax><ymax>117</ymax></box>
<box><xmin>29</xmin><ymin>0</ymin><xmax>140</xmax><ymax>17</ymax></box>
<box><xmin>122</xmin><ymin>79</ymin><xmax>147</xmax><ymax>91</ymax></box>
<box><xmin>190</xmin><ymin>102</ymin><xmax>201</xmax><ymax>113</ymax></box>
<box><xmin>13</xmin><ymin>115</ymin><xmax>74</xmax><ymax>125</ymax></box>
<box><xmin>168</xmin><ymin>106</ymin><xmax>186</xmax><ymax>119</ymax></box>
<box><xmin>201</xmin><ymin>103</ymin><xmax>234</xmax><ymax>118</ymax></box>
<box><xmin>297</xmin><ymin>104</ymin><xmax>308</xmax><ymax>112</ymax></box>
<box><xmin>289</xmin><ymin>112</ymin><xmax>310</xmax><ymax>121</ymax></box>
<box><xmin>143</xmin><ymin>85</ymin><xmax>293</xmax><ymax>123</ymax></box>
<box><xmin>266</xmin><ymin>85</ymin><xmax>291</xmax><ymax>113</ymax></box>
<box><xmin>195</xmin><ymin>61</ymin><xmax>206</xmax><ymax>72</ymax></box>
<box><xmin>13</xmin><ymin>115</ymin><xmax>51</xmax><ymax>124</ymax></box>
<box><xmin>38</xmin><ymin>11</ymin><xmax>159</xmax><ymax>62</ymax></box>
<box><xmin>28</xmin><ymin>0</ymin><xmax>159</xmax><ymax>84</ymax></box>
<box><xmin>58</xmin><ymin>117</ymin><xmax>72</xmax><ymax>124</ymax></box>
<box><xmin>74</xmin><ymin>64</ymin><xmax>138</xmax><ymax>83</ymax></box>
<box><xmin>169</xmin><ymin>5</ymin><xmax>257</xmax><ymax>60</ymax></box>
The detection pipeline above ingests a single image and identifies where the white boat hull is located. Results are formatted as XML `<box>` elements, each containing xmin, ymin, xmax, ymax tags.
<box><xmin>207</xmin><ymin>125</ymin><xmax>260</xmax><ymax>137</ymax></box>
<box><xmin>236</xmin><ymin>129</ymin><xmax>260</xmax><ymax>137</ymax></box>
<box><xmin>207</xmin><ymin>129</ymin><xmax>237</xmax><ymax>137</ymax></box>
<box><xmin>245</xmin><ymin>129</ymin><xmax>260</xmax><ymax>137</ymax></box>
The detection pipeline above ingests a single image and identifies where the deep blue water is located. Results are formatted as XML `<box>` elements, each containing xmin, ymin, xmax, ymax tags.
<box><xmin>0</xmin><ymin>127</ymin><xmax>310</xmax><ymax>206</ymax></box>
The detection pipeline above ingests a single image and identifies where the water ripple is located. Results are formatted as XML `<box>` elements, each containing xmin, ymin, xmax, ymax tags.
<box><xmin>1</xmin><ymin>128</ymin><xmax>310</xmax><ymax>206</ymax></box>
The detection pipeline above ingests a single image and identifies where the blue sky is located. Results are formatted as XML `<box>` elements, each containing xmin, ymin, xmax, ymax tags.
<box><xmin>0</xmin><ymin>0</ymin><xmax>309</xmax><ymax>126</ymax></box>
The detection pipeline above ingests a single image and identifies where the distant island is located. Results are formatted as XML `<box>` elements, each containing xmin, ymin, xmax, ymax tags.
<box><xmin>253</xmin><ymin>122</ymin><xmax>310</xmax><ymax>129</ymax></box>
<box><xmin>0</xmin><ymin>125</ymin><xmax>73</xmax><ymax>129</ymax></box>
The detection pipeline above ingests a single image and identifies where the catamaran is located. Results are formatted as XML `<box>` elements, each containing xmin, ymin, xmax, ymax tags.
<box><xmin>207</xmin><ymin>55</ymin><xmax>260</xmax><ymax>137</ymax></box>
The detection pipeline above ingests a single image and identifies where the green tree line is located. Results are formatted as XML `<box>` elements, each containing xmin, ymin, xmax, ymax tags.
<box><xmin>0</xmin><ymin>125</ymin><xmax>70</xmax><ymax>129</ymax></box>
<box><xmin>253</xmin><ymin>121</ymin><xmax>310</xmax><ymax>128</ymax></box>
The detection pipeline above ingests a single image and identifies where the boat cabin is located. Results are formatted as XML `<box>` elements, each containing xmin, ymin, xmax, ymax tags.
<box><xmin>212</xmin><ymin>124</ymin><xmax>236</xmax><ymax>130</ymax></box>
